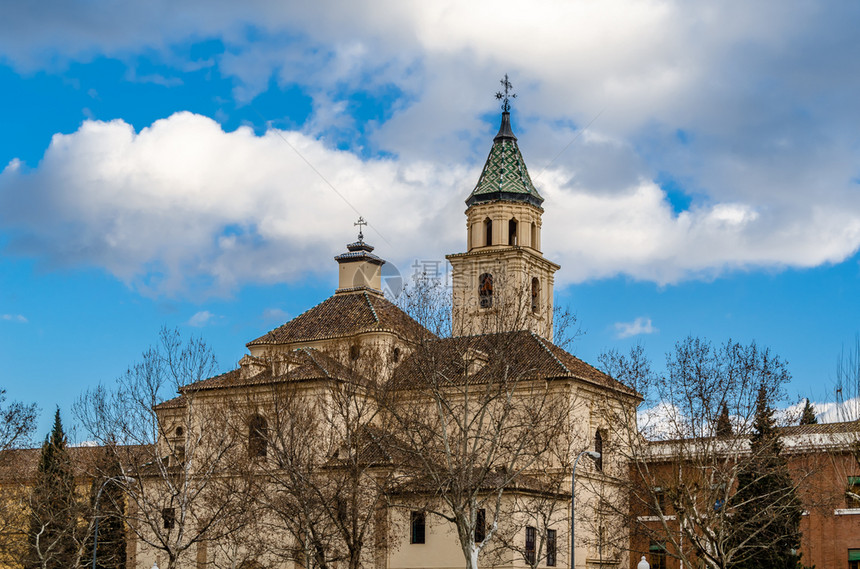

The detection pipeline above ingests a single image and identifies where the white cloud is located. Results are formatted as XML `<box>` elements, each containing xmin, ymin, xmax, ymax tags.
<box><xmin>0</xmin><ymin>4</ymin><xmax>859</xmax><ymax>296</ymax></box>
<box><xmin>637</xmin><ymin>401</ymin><xmax>683</xmax><ymax>440</ymax></box>
<box><xmin>0</xmin><ymin>112</ymin><xmax>470</xmax><ymax>297</ymax></box>
<box><xmin>2</xmin><ymin>111</ymin><xmax>860</xmax><ymax>298</ymax></box>
<box><xmin>1</xmin><ymin>314</ymin><xmax>28</xmax><ymax>323</ymax></box>
<box><xmin>614</xmin><ymin>317</ymin><xmax>658</xmax><ymax>339</ymax></box>
<box><xmin>809</xmin><ymin>398</ymin><xmax>859</xmax><ymax>424</ymax></box>
<box><xmin>187</xmin><ymin>310</ymin><xmax>216</xmax><ymax>327</ymax></box>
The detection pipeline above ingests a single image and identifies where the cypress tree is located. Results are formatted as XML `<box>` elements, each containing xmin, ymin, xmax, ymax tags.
<box><xmin>799</xmin><ymin>399</ymin><xmax>818</xmax><ymax>425</ymax></box>
<box><xmin>730</xmin><ymin>387</ymin><xmax>804</xmax><ymax>569</ymax></box>
<box><xmin>28</xmin><ymin>409</ymin><xmax>79</xmax><ymax>569</ymax></box>
<box><xmin>716</xmin><ymin>402</ymin><xmax>733</xmax><ymax>437</ymax></box>
<box><xmin>82</xmin><ymin>447</ymin><xmax>126</xmax><ymax>569</ymax></box>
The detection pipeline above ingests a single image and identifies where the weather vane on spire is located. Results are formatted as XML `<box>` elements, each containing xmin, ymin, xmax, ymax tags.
<box><xmin>354</xmin><ymin>216</ymin><xmax>368</xmax><ymax>241</ymax></box>
<box><xmin>495</xmin><ymin>74</ymin><xmax>516</xmax><ymax>112</ymax></box>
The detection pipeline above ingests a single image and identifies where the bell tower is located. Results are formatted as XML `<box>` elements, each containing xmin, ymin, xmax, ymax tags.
<box><xmin>446</xmin><ymin>77</ymin><xmax>560</xmax><ymax>340</ymax></box>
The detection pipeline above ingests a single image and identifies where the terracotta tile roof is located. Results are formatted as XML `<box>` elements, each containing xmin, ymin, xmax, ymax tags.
<box><xmin>643</xmin><ymin>420</ymin><xmax>860</xmax><ymax>451</ymax></box>
<box><xmin>247</xmin><ymin>291</ymin><xmax>433</xmax><ymax>346</ymax></box>
<box><xmin>327</xmin><ymin>424</ymin><xmax>394</xmax><ymax>468</ymax></box>
<box><xmin>391</xmin><ymin>469</ymin><xmax>567</xmax><ymax>498</ymax></box>
<box><xmin>778</xmin><ymin>419</ymin><xmax>860</xmax><ymax>436</ymax></box>
<box><xmin>153</xmin><ymin>393</ymin><xmax>187</xmax><ymax>410</ymax></box>
<box><xmin>0</xmin><ymin>444</ymin><xmax>152</xmax><ymax>483</ymax></box>
<box><xmin>392</xmin><ymin>330</ymin><xmax>638</xmax><ymax>396</ymax></box>
<box><xmin>177</xmin><ymin>348</ymin><xmax>357</xmax><ymax>394</ymax></box>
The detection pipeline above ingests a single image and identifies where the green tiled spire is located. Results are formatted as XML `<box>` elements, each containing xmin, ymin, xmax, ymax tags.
<box><xmin>466</xmin><ymin>112</ymin><xmax>543</xmax><ymax>208</ymax></box>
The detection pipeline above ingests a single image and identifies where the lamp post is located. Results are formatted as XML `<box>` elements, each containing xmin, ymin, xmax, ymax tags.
<box><xmin>571</xmin><ymin>450</ymin><xmax>601</xmax><ymax>569</ymax></box>
<box><xmin>91</xmin><ymin>475</ymin><xmax>134</xmax><ymax>569</ymax></box>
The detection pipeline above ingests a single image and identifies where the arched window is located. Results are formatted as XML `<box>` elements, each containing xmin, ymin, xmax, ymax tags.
<box><xmin>479</xmin><ymin>273</ymin><xmax>493</xmax><ymax>308</ymax></box>
<box><xmin>349</xmin><ymin>345</ymin><xmax>360</xmax><ymax>361</ymax></box>
<box><xmin>392</xmin><ymin>347</ymin><xmax>401</xmax><ymax>363</ymax></box>
<box><xmin>484</xmin><ymin>218</ymin><xmax>493</xmax><ymax>246</ymax></box>
<box><xmin>594</xmin><ymin>430</ymin><xmax>604</xmax><ymax>471</ymax></box>
<box><xmin>248</xmin><ymin>415</ymin><xmax>268</xmax><ymax>458</ymax></box>
<box><xmin>531</xmin><ymin>277</ymin><xmax>540</xmax><ymax>313</ymax></box>
<box><xmin>531</xmin><ymin>222</ymin><xmax>538</xmax><ymax>249</ymax></box>
<box><xmin>508</xmin><ymin>218</ymin><xmax>518</xmax><ymax>245</ymax></box>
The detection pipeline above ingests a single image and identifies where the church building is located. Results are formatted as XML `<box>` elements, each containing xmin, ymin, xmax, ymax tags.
<box><xmin>138</xmin><ymin>97</ymin><xmax>643</xmax><ymax>569</ymax></box>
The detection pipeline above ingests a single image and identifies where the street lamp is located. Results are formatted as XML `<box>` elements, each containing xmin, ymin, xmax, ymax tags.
<box><xmin>571</xmin><ymin>450</ymin><xmax>601</xmax><ymax>569</ymax></box>
<box><xmin>91</xmin><ymin>475</ymin><xmax>134</xmax><ymax>569</ymax></box>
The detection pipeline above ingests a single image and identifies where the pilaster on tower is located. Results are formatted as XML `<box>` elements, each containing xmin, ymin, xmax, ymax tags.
<box><xmin>446</xmin><ymin>85</ymin><xmax>559</xmax><ymax>340</ymax></box>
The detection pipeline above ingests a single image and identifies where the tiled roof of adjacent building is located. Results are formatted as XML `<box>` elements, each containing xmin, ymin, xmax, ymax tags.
<box><xmin>247</xmin><ymin>291</ymin><xmax>432</xmax><ymax>346</ymax></box>
<box><xmin>0</xmin><ymin>444</ymin><xmax>152</xmax><ymax>482</ymax></box>
<box><xmin>467</xmin><ymin>112</ymin><xmax>543</xmax><ymax>209</ymax></box>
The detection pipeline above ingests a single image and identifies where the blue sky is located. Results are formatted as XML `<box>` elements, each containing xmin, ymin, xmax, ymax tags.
<box><xmin>1</xmin><ymin>1</ymin><xmax>860</xmax><ymax>439</ymax></box>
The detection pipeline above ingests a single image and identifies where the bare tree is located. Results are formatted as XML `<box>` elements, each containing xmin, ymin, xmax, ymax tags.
<box><xmin>486</xmin><ymin>442</ymin><xmax>572</xmax><ymax>569</ymax></box>
<box><xmin>595</xmin><ymin>337</ymin><xmax>813</xmax><ymax>569</ymax></box>
<box><xmin>75</xmin><ymin>328</ymin><xmax>254</xmax><ymax>569</ymax></box>
<box><xmin>828</xmin><ymin>334</ymin><xmax>860</xmax><ymax>511</ymax></box>
<box><xmin>385</xmin><ymin>329</ymin><xmax>572</xmax><ymax>569</ymax></box>
<box><xmin>0</xmin><ymin>389</ymin><xmax>37</xmax><ymax>454</ymax></box>
<box><xmin>243</xmin><ymin>346</ymin><xmax>398</xmax><ymax>569</ymax></box>
<box><xmin>836</xmin><ymin>334</ymin><xmax>860</xmax><ymax>424</ymax></box>
<box><xmin>0</xmin><ymin>389</ymin><xmax>37</xmax><ymax>564</ymax></box>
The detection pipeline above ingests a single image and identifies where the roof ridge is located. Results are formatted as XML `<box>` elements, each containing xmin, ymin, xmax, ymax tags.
<box><xmin>296</xmin><ymin>347</ymin><xmax>333</xmax><ymax>379</ymax></box>
<box><xmin>530</xmin><ymin>331</ymin><xmax>572</xmax><ymax>375</ymax></box>
<box><xmin>248</xmin><ymin>295</ymin><xmax>331</xmax><ymax>346</ymax></box>
<box><xmin>364</xmin><ymin>291</ymin><xmax>380</xmax><ymax>324</ymax></box>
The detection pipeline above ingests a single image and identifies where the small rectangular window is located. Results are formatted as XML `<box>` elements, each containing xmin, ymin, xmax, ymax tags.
<box><xmin>654</xmin><ymin>488</ymin><xmax>666</xmax><ymax>514</ymax></box>
<box><xmin>474</xmin><ymin>508</ymin><xmax>486</xmax><ymax>543</ymax></box>
<box><xmin>162</xmin><ymin>507</ymin><xmax>175</xmax><ymax>530</ymax></box>
<box><xmin>546</xmin><ymin>529</ymin><xmax>557</xmax><ymax>567</ymax></box>
<box><xmin>525</xmin><ymin>526</ymin><xmax>536</xmax><ymax>565</ymax></box>
<box><xmin>411</xmin><ymin>511</ymin><xmax>425</xmax><ymax>544</ymax></box>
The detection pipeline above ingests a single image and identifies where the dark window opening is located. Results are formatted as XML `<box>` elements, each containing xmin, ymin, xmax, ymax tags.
<box><xmin>525</xmin><ymin>526</ymin><xmax>536</xmax><ymax>565</ymax></box>
<box><xmin>175</xmin><ymin>426</ymin><xmax>184</xmax><ymax>437</ymax></box>
<box><xmin>393</xmin><ymin>347</ymin><xmax>401</xmax><ymax>363</ymax></box>
<box><xmin>509</xmin><ymin>218</ymin><xmax>518</xmax><ymax>245</ymax></box>
<box><xmin>484</xmin><ymin>218</ymin><xmax>493</xmax><ymax>246</ymax></box>
<box><xmin>474</xmin><ymin>508</ymin><xmax>486</xmax><ymax>543</ymax></box>
<box><xmin>411</xmin><ymin>511</ymin><xmax>426</xmax><ymax>544</ymax></box>
<box><xmin>248</xmin><ymin>415</ymin><xmax>268</xmax><ymax>458</ymax></box>
<box><xmin>336</xmin><ymin>496</ymin><xmax>347</xmax><ymax>523</ymax></box>
<box><xmin>350</xmin><ymin>345</ymin><xmax>360</xmax><ymax>360</ymax></box>
<box><xmin>479</xmin><ymin>273</ymin><xmax>493</xmax><ymax>309</ymax></box>
<box><xmin>162</xmin><ymin>507</ymin><xmax>175</xmax><ymax>530</ymax></box>
<box><xmin>849</xmin><ymin>548</ymin><xmax>860</xmax><ymax>569</ymax></box>
<box><xmin>654</xmin><ymin>489</ymin><xmax>666</xmax><ymax>514</ymax></box>
<box><xmin>531</xmin><ymin>222</ymin><xmax>538</xmax><ymax>249</ymax></box>
<box><xmin>649</xmin><ymin>542</ymin><xmax>667</xmax><ymax>569</ymax></box>
<box><xmin>594</xmin><ymin>430</ymin><xmax>604</xmax><ymax>471</ymax></box>
<box><xmin>173</xmin><ymin>444</ymin><xmax>185</xmax><ymax>466</ymax></box>
<box><xmin>531</xmin><ymin>277</ymin><xmax>540</xmax><ymax>313</ymax></box>
<box><xmin>546</xmin><ymin>529</ymin><xmax>557</xmax><ymax>566</ymax></box>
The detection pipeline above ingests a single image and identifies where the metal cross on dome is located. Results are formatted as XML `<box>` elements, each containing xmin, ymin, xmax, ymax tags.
<box><xmin>354</xmin><ymin>216</ymin><xmax>368</xmax><ymax>241</ymax></box>
<box><xmin>495</xmin><ymin>74</ymin><xmax>517</xmax><ymax>112</ymax></box>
